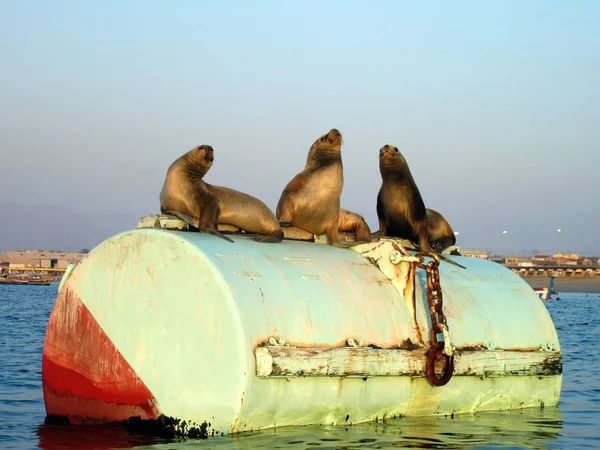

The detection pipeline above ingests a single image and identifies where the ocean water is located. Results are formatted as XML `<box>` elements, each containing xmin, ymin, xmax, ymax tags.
<box><xmin>0</xmin><ymin>284</ymin><xmax>598</xmax><ymax>449</ymax></box>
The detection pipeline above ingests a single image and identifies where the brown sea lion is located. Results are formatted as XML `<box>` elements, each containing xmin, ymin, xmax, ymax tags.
<box><xmin>375</xmin><ymin>144</ymin><xmax>432</xmax><ymax>252</ymax></box>
<box><xmin>339</xmin><ymin>208</ymin><xmax>372</xmax><ymax>242</ymax></box>
<box><xmin>159</xmin><ymin>145</ymin><xmax>283</xmax><ymax>243</ymax></box>
<box><xmin>276</xmin><ymin>129</ymin><xmax>365</xmax><ymax>248</ymax></box>
<box><xmin>209</xmin><ymin>184</ymin><xmax>284</xmax><ymax>243</ymax></box>
<box><xmin>426</xmin><ymin>208</ymin><xmax>456</xmax><ymax>253</ymax></box>
<box><xmin>159</xmin><ymin>144</ymin><xmax>232</xmax><ymax>242</ymax></box>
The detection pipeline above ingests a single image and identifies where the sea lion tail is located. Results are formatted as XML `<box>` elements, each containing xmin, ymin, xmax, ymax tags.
<box><xmin>250</xmin><ymin>230</ymin><xmax>284</xmax><ymax>244</ymax></box>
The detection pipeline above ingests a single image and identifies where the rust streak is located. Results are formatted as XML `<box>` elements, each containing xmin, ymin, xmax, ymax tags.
<box><xmin>301</xmin><ymin>275</ymin><xmax>327</xmax><ymax>280</ymax></box>
<box><xmin>283</xmin><ymin>257</ymin><xmax>311</xmax><ymax>263</ymax></box>
<box><xmin>232</xmin><ymin>271</ymin><xmax>262</xmax><ymax>277</ymax></box>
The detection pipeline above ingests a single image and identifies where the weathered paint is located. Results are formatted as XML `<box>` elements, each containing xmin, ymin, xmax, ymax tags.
<box><xmin>57</xmin><ymin>262</ymin><xmax>76</xmax><ymax>293</ymax></box>
<box><xmin>42</xmin><ymin>286</ymin><xmax>160</xmax><ymax>423</ymax></box>
<box><xmin>42</xmin><ymin>226</ymin><xmax>562</xmax><ymax>436</ymax></box>
<box><xmin>255</xmin><ymin>345</ymin><xmax>562</xmax><ymax>378</ymax></box>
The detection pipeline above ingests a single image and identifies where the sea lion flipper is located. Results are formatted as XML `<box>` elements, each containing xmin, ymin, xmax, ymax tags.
<box><xmin>434</xmin><ymin>252</ymin><xmax>466</xmax><ymax>270</ymax></box>
<box><xmin>420</xmin><ymin>251</ymin><xmax>466</xmax><ymax>270</ymax></box>
<box><xmin>325</xmin><ymin>227</ymin><xmax>358</xmax><ymax>249</ymax></box>
<box><xmin>164</xmin><ymin>209</ymin><xmax>233</xmax><ymax>243</ymax></box>
<box><xmin>194</xmin><ymin>191</ymin><xmax>236</xmax><ymax>243</ymax></box>
<box><xmin>414</xmin><ymin>243</ymin><xmax>466</xmax><ymax>270</ymax></box>
<box><xmin>206</xmin><ymin>228</ymin><xmax>235</xmax><ymax>243</ymax></box>
<box><xmin>163</xmin><ymin>209</ymin><xmax>199</xmax><ymax>229</ymax></box>
<box><xmin>250</xmin><ymin>230</ymin><xmax>284</xmax><ymax>244</ymax></box>
<box><xmin>338</xmin><ymin>209</ymin><xmax>372</xmax><ymax>243</ymax></box>
<box><xmin>329</xmin><ymin>240</ymin><xmax>358</xmax><ymax>249</ymax></box>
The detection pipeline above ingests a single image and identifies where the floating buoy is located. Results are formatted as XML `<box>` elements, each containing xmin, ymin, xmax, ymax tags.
<box><xmin>42</xmin><ymin>215</ymin><xmax>562</xmax><ymax>436</ymax></box>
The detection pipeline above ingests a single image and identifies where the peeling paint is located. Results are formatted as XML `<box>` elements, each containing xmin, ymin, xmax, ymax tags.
<box><xmin>255</xmin><ymin>344</ymin><xmax>562</xmax><ymax>378</ymax></box>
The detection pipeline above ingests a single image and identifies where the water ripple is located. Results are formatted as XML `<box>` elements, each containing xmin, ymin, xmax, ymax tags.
<box><xmin>0</xmin><ymin>287</ymin><xmax>598</xmax><ymax>449</ymax></box>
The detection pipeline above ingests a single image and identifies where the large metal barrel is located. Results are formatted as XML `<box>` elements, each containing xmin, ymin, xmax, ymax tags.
<box><xmin>42</xmin><ymin>217</ymin><xmax>562</xmax><ymax>436</ymax></box>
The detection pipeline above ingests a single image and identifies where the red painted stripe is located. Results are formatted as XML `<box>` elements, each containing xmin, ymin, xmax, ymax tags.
<box><xmin>42</xmin><ymin>286</ymin><xmax>160</xmax><ymax>424</ymax></box>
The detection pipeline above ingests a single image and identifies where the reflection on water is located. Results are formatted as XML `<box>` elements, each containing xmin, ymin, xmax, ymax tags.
<box><xmin>1</xmin><ymin>286</ymin><xmax>599</xmax><ymax>449</ymax></box>
<box><xmin>36</xmin><ymin>422</ymin><xmax>165</xmax><ymax>450</ymax></box>
<box><xmin>36</xmin><ymin>408</ymin><xmax>563</xmax><ymax>449</ymax></box>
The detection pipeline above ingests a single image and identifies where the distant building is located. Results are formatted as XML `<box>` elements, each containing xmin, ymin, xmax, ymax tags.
<box><xmin>517</xmin><ymin>260</ymin><xmax>534</xmax><ymax>267</ymax></box>
<box><xmin>532</xmin><ymin>254</ymin><xmax>552</xmax><ymax>261</ymax></box>
<box><xmin>553</xmin><ymin>253</ymin><xmax>580</xmax><ymax>261</ymax></box>
<box><xmin>462</xmin><ymin>250</ymin><xmax>489</xmax><ymax>259</ymax></box>
<box><xmin>0</xmin><ymin>250</ymin><xmax>87</xmax><ymax>271</ymax></box>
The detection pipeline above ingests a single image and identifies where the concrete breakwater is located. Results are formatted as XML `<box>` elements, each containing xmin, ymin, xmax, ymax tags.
<box><xmin>522</xmin><ymin>276</ymin><xmax>600</xmax><ymax>294</ymax></box>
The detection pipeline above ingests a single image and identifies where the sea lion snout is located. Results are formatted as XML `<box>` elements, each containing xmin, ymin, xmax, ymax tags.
<box><xmin>379</xmin><ymin>145</ymin><xmax>398</xmax><ymax>158</ymax></box>
<box><xmin>325</xmin><ymin>128</ymin><xmax>342</xmax><ymax>144</ymax></box>
<box><xmin>196</xmin><ymin>145</ymin><xmax>214</xmax><ymax>162</ymax></box>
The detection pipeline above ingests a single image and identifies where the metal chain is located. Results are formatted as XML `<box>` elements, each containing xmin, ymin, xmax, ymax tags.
<box><xmin>414</xmin><ymin>252</ymin><xmax>455</xmax><ymax>387</ymax></box>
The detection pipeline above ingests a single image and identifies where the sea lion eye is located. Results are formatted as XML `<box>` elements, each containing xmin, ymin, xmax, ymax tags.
<box><xmin>394</xmin><ymin>147</ymin><xmax>399</xmax><ymax>153</ymax></box>
<box><xmin>320</xmin><ymin>137</ymin><xmax>326</xmax><ymax>142</ymax></box>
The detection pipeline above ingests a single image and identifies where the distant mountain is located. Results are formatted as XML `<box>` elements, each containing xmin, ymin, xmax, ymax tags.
<box><xmin>0</xmin><ymin>201</ymin><xmax>142</xmax><ymax>252</ymax></box>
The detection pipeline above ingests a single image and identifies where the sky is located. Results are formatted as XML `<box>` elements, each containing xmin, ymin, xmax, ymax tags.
<box><xmin>1</xmin><ymin>0</ymin><xmax>599</xmax><ymax>255</ymax></box>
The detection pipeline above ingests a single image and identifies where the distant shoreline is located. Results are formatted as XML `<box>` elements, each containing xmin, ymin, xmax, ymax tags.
<box><xmin>521</xmin><ymin>276</ymin><xmax>600</xmax><ymax>294</ymax></box>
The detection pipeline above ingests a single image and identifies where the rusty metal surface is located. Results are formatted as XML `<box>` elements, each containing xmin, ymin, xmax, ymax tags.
<box><xmin>255</xmin><ymin>345</ymin><xmax>562</xmax><ymax>378</ymax></box>
<box><xmin>412</xmin><ymin>253</ymin><xmax>455</xmax><ymax>386</ymax></box>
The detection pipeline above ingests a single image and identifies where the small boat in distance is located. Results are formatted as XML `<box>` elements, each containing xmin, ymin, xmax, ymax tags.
<box><xmin>0</xmin><ymin>274</ymin><xmax>53</xmax><ymax>286</ymax></box>
<box><xmin>533</xmin><ymin>276</ymin><xmax>557</xmax><ymax>301</ymax></box>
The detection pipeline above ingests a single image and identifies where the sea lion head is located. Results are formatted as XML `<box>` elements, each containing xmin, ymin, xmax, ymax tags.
<box><xmin>379</xmin><ymin>144</ymin><xmax>408</xmax><ymax>174</ymax></box>
<box><xmin>315</xmin><ymin>128</ymin><xmax>343</xmax><ymax>148</ymax></box>
<box><xmin>186</xmin><ymin>144</ymin><xmax>214</xmax><ymax>178</ymax></box>
<box><xmin>307</xmin><ymin>128</ymin><xmax>343</xmax><ymax>165</ymax></box>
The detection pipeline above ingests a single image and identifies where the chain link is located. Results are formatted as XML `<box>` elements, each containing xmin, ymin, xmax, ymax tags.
<box><xmin>414</xmin><ymin>252</ymin><xmax>455</xmax><ymax>386</ymax></box>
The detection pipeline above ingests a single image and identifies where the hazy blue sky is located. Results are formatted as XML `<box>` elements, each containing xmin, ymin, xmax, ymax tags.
<box><xmin>1</xmin><ymin>1</ymin><xmax>599</xmax><ymax>255</ymax></box>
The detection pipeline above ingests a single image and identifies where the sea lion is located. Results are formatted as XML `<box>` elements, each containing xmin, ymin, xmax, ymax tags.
<box><xmin>339</xmin><ymin>208</ymin><xmax>372</xmax><ymax>242</ymax></box>
<box><xmin>208</xmin><ymin>184</ymin><xmax>284</xmax><ymax>243</ymax></box>
<box><xmin>426</xmin><ymin>208</ymin><xmax>456</xmax><ymax>253</ymax></box>
<box><xmin>159</xmin><ymin>144</ymin><xmax>283</xmax><ymax>243</ymax></box>
<box><xmin>159</xmin><ymin>144</ymin><xmax>232</xmax><ymax>242</ymax></box>
<box><xmin>276</xmin><ymin>129</ymin><xmax>365</xmax><ymax>248</ymax></box>
<box><xmin>376</xmin><ymin>144</ymin><xmax>432</xmax><ymax>252</ymax></box>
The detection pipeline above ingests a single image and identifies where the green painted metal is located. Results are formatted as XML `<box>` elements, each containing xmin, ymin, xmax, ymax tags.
<box><xmin>57</xmin><ymin>228</ymin><xmax>562</xmax><ymax>435</ymax></box>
